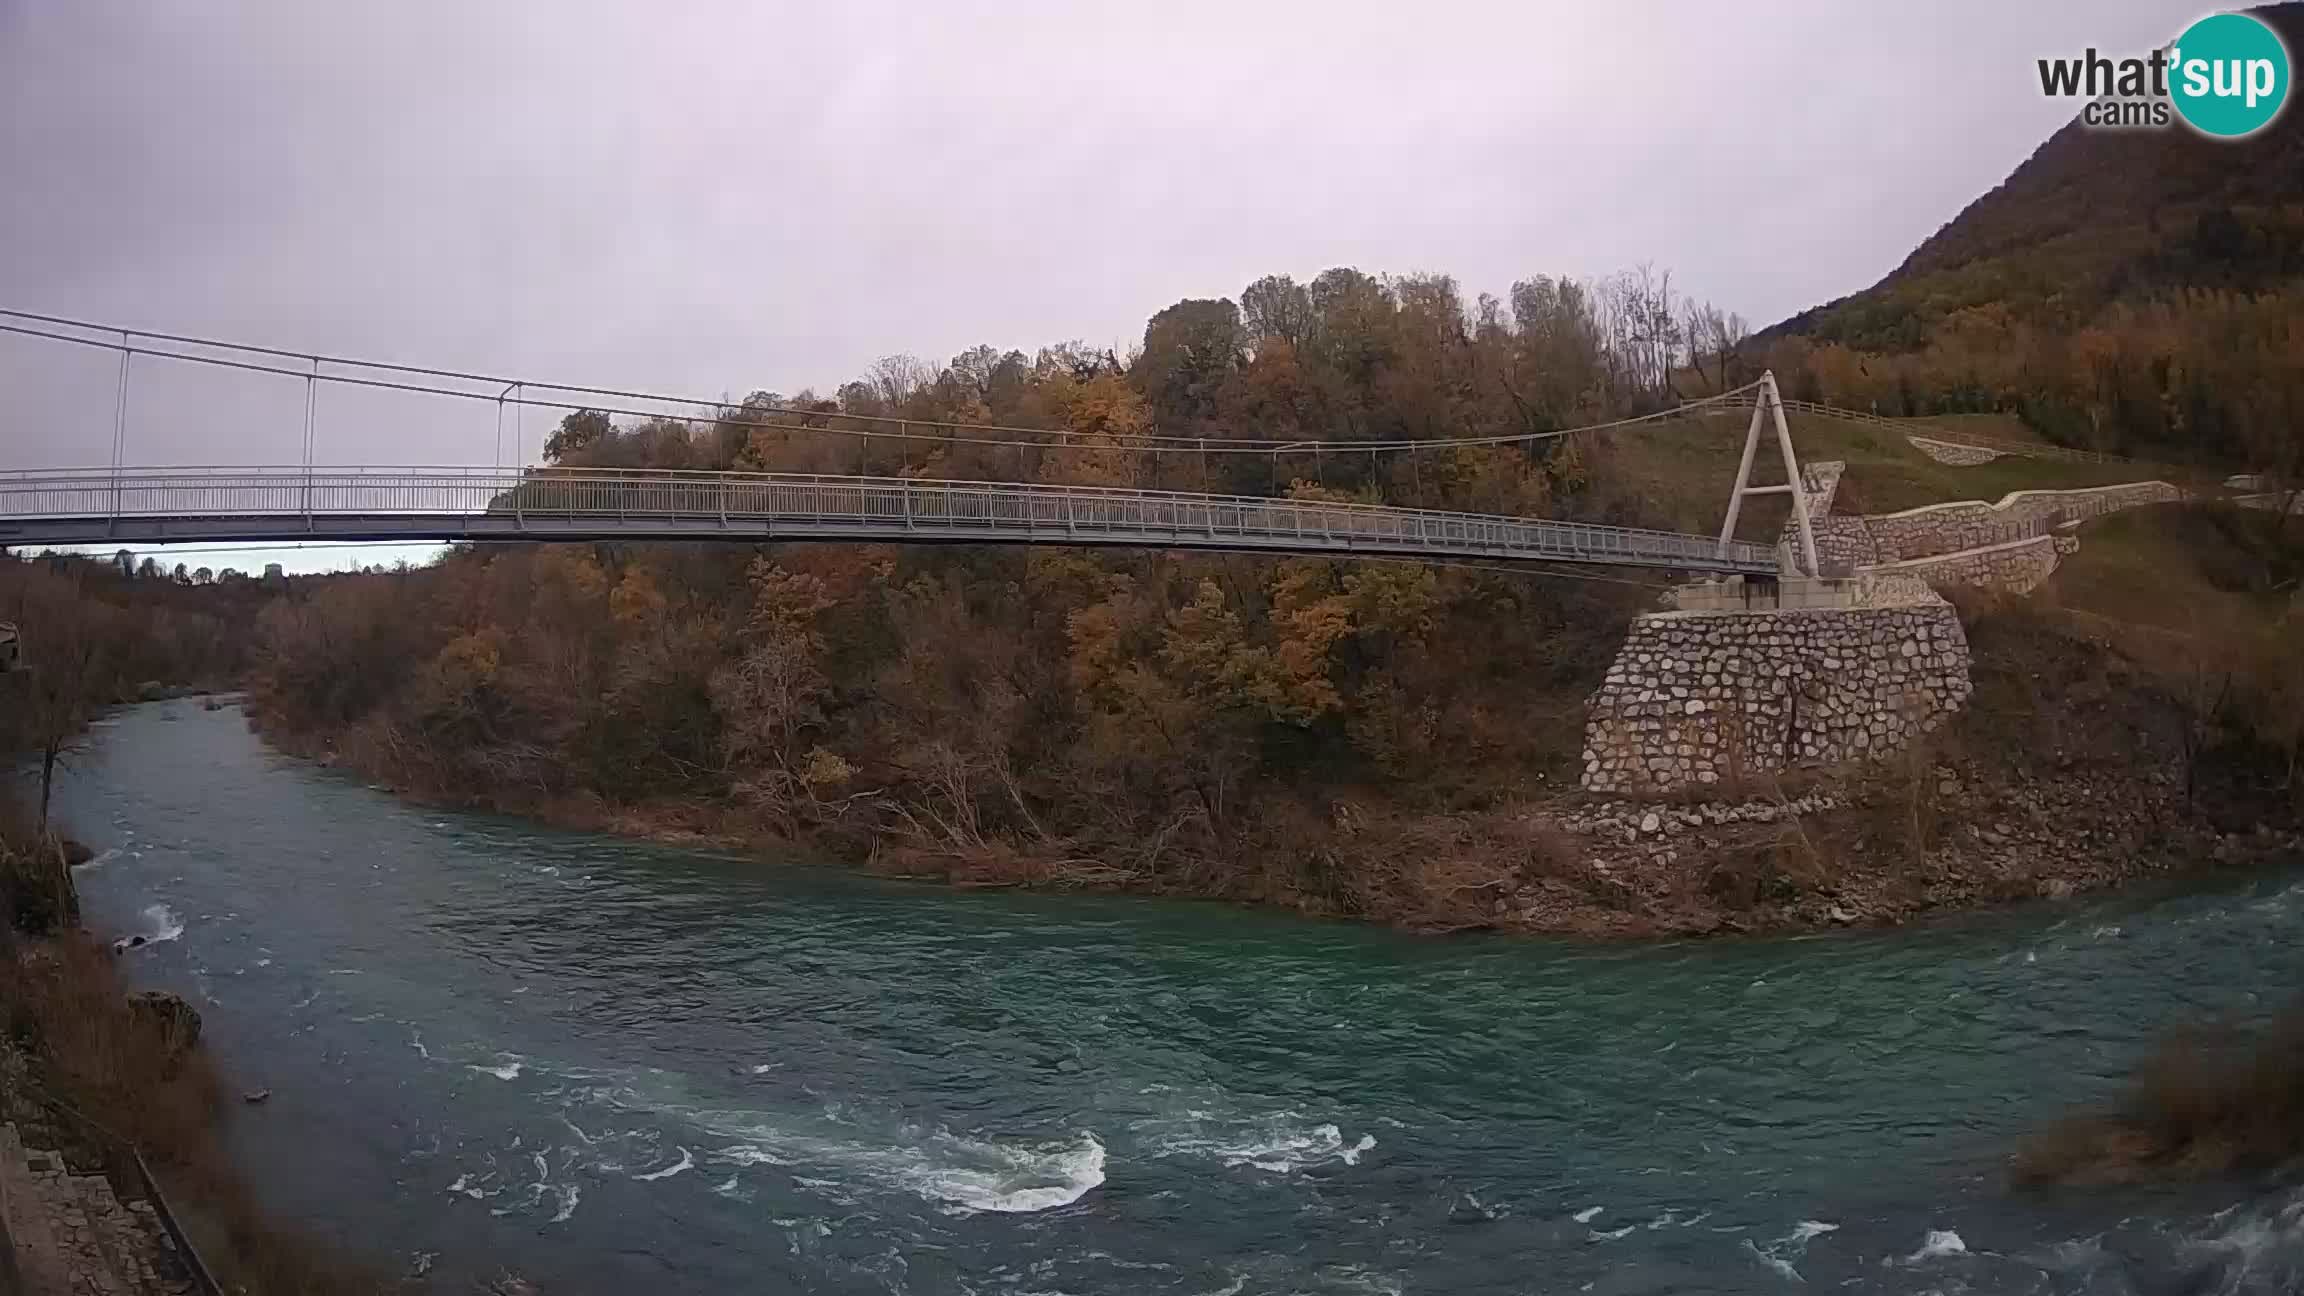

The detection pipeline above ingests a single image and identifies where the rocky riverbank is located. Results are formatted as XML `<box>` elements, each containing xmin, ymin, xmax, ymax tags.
<box><xmin>252</xmin><ymin>696</ymin><xmax>2303</xmax><ymax>943</ymax></box>
<box><xmin>0</xmin><ymin>930</ymin><xmax>390</xmax><ymax>1294</ymax></box>
<box><xmin>1516</xmin><ymin>762</ymin><xmax>2303</xmax><ymax>938</ymax></box>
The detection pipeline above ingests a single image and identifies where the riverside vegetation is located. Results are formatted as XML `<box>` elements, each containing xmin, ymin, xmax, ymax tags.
<box><xmin>2016</xmin><ymin>1005</ymin><xmax>2304</xmax><ymax>1188</ymax></box>
<box><xmin>0</xmin><ymin>554</ymin><xmax>391</xmax><ymax>1293</ymax></box>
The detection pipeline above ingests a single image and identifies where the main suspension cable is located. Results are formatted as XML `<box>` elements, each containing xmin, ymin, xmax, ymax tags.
<box><xmin>0</xmin><ymin>309</ymin><xmax>1760</xmax><ymax>459</ymax></box>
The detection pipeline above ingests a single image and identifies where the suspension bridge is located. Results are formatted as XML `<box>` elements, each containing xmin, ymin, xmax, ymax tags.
<box><xmin>0</xmin><ymin>311</ymin><xmax>1813</xmax><ymax>576</ymax></box>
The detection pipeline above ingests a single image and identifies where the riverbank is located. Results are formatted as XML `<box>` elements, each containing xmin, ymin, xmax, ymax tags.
<box><xmin>0</xmin><ymin>926</ymin><xmax>386</xmax><ymax>1294</ymax></box>
<box><xmin>247</xmin><ymin>597</ymin><xmax>2304</xmax><ymax>940</ymax></box>
<box><xmin>255</xmin><ymin>718</ymin><xmax>2303</xmax><ymax>940</ymax></box>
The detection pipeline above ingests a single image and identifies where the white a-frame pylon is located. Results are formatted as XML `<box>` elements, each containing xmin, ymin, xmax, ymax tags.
<box><xmin>1715</xmin><ymin>370</ymin><xmax>1821</xmax><ymax>575</ymax></box>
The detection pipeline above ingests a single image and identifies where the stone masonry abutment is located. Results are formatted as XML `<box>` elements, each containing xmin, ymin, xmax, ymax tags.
<box><xmin>1581</xmin><ymin>599</ymin><xmax>1972</xmax><ymax>795</ymax></box>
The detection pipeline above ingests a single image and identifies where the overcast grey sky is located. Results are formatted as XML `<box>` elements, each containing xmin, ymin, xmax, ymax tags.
<box><xmin>2</xmin><ymin>0</ymin><xmax>2190</xmax><ymax>567</ymax></box>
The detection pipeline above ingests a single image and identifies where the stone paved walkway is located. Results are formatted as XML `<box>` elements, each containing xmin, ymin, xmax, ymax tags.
<box><xmin>2</xmin><ymin>1120</ymin><xmax>197</xmax><ymax>1295</ymax></box>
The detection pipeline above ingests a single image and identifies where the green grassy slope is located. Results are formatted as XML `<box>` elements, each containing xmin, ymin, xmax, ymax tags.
<box><xmin>2048</xmin><ymin>504</ymin><xmax>2301</xmax><ymax>636</ymax></box>
<box><xmin>1904</xmin><ymin>412</ymin><xmax>2045</xmax><ymax>446</ymax></box>
<box><xmin>1587</xmin><ymin>409</ymin><xmax>2168</xmax><ymax>540</ymax></box>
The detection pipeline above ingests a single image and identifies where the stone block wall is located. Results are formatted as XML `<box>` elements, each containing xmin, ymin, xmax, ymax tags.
<box><xmin>1866</xmin><ymin>534</ymin><xmax>2064</xmax><ymax>596</ymax></box>
<box><xmin>1857</xmin><ymin>482</ymin><xmax>2181</xmax><ymax>561</ymax></box>
<box><xmin>1777</xmin><ymin>462</ymin><xmax>1878</xmax><ymax>571</ymax></box>
<box><xmin>2239</xmin><ymin>490</ymin><xmax>2304</xmax><ymax>516</ymax></box>
<box><xmin>1582</xmin><ymin>601</ymin><xmax>1972</xmax><ymax>795</ymax></box>
<box><xmin>1908</xmin><ymin>436</ymin><xmax>2004</xmax><ymax>465</ymax></box>
<box><xmin>1811</xmin><ymin>516</ymin><xmax>1882</xmax><ymax>567</ymax></box>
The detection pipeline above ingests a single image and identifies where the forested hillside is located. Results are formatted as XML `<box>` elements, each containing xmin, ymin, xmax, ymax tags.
<box><xmin>1761</xmin><ymin>2</ymin><xmax>2304</xmax><ymax>469</ymax></box>
<box><xmin>252</xmin><ymin>264</ymin><xmax>1724</xmax><ymax>928</ymax></box>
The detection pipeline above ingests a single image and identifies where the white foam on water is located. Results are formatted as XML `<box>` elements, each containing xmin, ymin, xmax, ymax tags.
<box><xmin>1588</xmin><ymin>1224</ymin><xmax>1635</xmax><ymax>1241</ymax></box>
<box><xmin>467</xmin><ymin>1057</ymin><xmax>525</xmax><ymax>1081</ymax></box>
<box><xmin>549</xmin><ymin>1184</ymin><xmax>579</xmax><ymax>1224</ymax></box>
<box><xmin>1742</xmin><ymin>1239</ymin><xmax>1802</xmax><ymax>1282</ymax></box>
<box><xmin>1141</xmin><ymin>1114</ymin><xmax>1377</xmax><ymax>1174</ymax></box>
<box><xmin>1573</xmin><ymin>1206</ymin><xmax>1604</xmax><ymax>1224</ymax></box>
<box><xmin>1904</xmin><ymin>1229</ymin><xmax>1967</xmax><ymax>1263</ymax></box>
<box><xmin>1312</xmin><ymin>1265</ymin><xmax>1404</xmax><ymax>1295</ymax></box>
<box><xmin>714</xmin><ymin>1143</ymin><xmax>791</xmax><ymax>1168</ymax></box>
<box><xmin>633</xmin><ymin>1148</ymin><xmax>694</xmax><ymax>1182</ymax></box>
<box><xmin>673</xmin><ymin>1105</ymin><xmax>1105</xmax><ymax>1214</ymax></box>
<box><xmin>914</xmin><ymin>1134</ymin><xmax>1105</xmax><ymax>1214</ymax></box>
<box><xmin>2179</xmin><ymin>1190</ymin><xmax>2304</xmax><ymax>1285</ymax></box>
<box><xmin>1788</xmin><ymin>1220</ymin><xmax>1839</xmax><ymax>1245</ymax></box>
<box><xmin>1746</xmin><ymin>1219</ymin><xmax>1838</xmax><ymax>1282</ymax></box>
<box><xmin>136</xmin><ymin>904</ymin><xmax>185</xmax><ymax>945</ymax></box>
<box><xmin>74</xmin><ymin>848</ymin><xmax>120</xmax><ymax>871</ymax></box>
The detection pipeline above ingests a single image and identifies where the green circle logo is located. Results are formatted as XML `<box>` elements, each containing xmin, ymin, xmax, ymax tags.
<box><xmin>2169</xmin><ymin>12</ymin><xmax>2291</xmax><ymax>138</ymax></box>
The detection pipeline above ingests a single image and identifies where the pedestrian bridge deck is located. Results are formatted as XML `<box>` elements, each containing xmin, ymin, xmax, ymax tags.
<box><xmin>0</xmin><ymin>467</ymin><xmax>1780</xmax><ymax>574</ymax></box>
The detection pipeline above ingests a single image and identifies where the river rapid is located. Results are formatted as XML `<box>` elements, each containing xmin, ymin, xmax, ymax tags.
<box><xmin>47</xmin><ymin>700</ymin><xmax>2304</xmax><ymax>1294</ymax></box>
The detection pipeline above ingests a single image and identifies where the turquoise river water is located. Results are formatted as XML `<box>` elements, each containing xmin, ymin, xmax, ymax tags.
<box><xmin>45</xmin><ymin>700</ymin><xmax>2304</xmax><ymax>1294</ymax></box>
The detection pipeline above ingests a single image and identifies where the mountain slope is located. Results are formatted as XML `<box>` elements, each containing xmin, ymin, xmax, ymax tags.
<box><xmin>1769</xmin><ymin>1</ymin><xmax>2304</xmax><ymax>352</ymax></box>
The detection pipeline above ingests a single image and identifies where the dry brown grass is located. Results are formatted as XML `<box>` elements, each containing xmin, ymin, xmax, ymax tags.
<box><xmin>1</xmin><ymin>931</ymin><xmax>390</xmax><ymax>1294</ymax></box>
<box><xmin>2014</xmin><ymin>1008</ymin><xmax>2304</xmax><ymax>1187</ymax></box>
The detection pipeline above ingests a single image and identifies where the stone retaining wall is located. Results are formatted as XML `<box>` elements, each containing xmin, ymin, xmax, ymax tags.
<box><xmin>1858</xmin><ymin>482</ymin><xmax>2181</xmax><ymax>561</ymax></box>
<box><xmin>1777</xmin><ymin>462</ymin><xmax>1874</xmax><ymax>571</ymax></box>
<box><xmin>1810</xmin><ymin>515</ymin><xmax>1880</xmax><ymax>568</ymax></box>
<box><xmin>1907</xmin><ymin>436</ymin><xmax>2004</xmax><ymax>465</ymax></box>
<box><xmin>1582</xmin><ymin>600</ymin><xmax>1972</xmax><ymax>795</ymax></box>
<box><xmin>1865</xmin><ymin>533</ymin><xmax>2069</xmax><ymax>595</ymax></box>
<box><xmin>2239</xmin><ymin>490</ymin><xmax>2304</xmax><ymax>516</ymax></box>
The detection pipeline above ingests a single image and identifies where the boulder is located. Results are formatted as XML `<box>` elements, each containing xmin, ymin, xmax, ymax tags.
<box><xmin>126</xmin><ymin>990</ymin><xmax>202</xmax><ymax>1055</ymax></box>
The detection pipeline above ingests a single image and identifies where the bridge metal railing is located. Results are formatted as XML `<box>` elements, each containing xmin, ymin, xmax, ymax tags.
<box><xmin>0</xmin><ymin>466</ymin><xmax>1781</xmax><ymax>573</ymax></box>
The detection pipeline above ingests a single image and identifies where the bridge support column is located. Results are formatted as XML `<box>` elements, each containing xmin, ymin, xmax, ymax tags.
<box><xmin>1717</xmin><ymin>371</ymin><xmax>1821</xmax><ymax>576</ymax></box>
